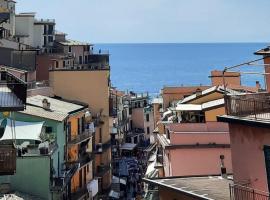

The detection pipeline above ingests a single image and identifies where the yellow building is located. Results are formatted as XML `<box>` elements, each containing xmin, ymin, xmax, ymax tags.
<box><xmin>49</xmin><ymin>67</ymin><xmax>112</xmax><ymax>194</ymax></box>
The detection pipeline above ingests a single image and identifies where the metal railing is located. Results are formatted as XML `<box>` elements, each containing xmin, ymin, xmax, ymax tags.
<box><xmin>229</xmin><ymin>184</ymin><xmax>270</xmax><ymax>200</ymax></box>
<box><xmin>225</xmin><ymin>93</ymin><xmax>270</xmax><ymax>121</ymax></box>
<box><xmin>0</xmin><ymin>71</ymin><xmax>27</xmax><ymax>111</ymax></box>
<box><xmin>34</xmin><ymin>19</ymin><xmax>55</xmax><ymax>23</ymax></box>
<box><xmin>67</xmin><ymin>130</ymin><xmax>93</xmax><ymax>146</ymax></box>
<box><xmin>27</xmin><ymin>80</ymin><xmax>50</xmax><ymax>89</ymax></box>
<box><xmin>66</xmin><ymin>152</ymin><xmax>94</xmax><ymax>168</ymax></box>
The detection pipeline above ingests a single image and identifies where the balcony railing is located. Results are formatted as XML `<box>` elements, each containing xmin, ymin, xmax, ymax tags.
<box><xmin>34</xmin><ymin>19</ymin><xmax>55</xmax><ymax>24</ymax></box>
<box><xmin>0</xmin><ymin>70</ymin><xmax>27</xmax><ymax>111</ymax></box>
<box><xmin>51</xmin><ymin>163</ymin><xmax>79</xmax><ymax>191</ymax></box>
<box><xmin>229</xmin><ymin>184</ymin><xmax>270</xmax><ymax>200</ymax></box>
<box><xmin>96</xmin><ymin>163</ymin><xmax>111</xmax><ymax>177</ymax></box>
<box><xmin>67</xmin><ymin>130</ymin><xmax>93</xmax><ymax>146</ymax></box>
<box><xmin>225</xmin><ymin>93</ymin><xmax>270</xmax><ymax>121</ymax></box>
<box><xmin>67</xmin><ymin>152</ymin><xmax>94</xmax><ymax>168</ymax></box>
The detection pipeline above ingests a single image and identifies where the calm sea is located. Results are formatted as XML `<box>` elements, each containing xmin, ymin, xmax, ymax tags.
<box><xmin>96</xmin><ymin>43</ymin><xmax>267</xmax><ymax>96</ymax></box>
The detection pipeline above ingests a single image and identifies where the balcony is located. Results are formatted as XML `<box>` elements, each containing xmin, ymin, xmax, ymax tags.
<box><xmin>0</xmin><ymin>144</ymin><xmax>16</xmax><ymax>175</ymax></box>
<box><xmin>224</xmin><ymin>93</ymin><xmax>270</xmax><ymax>122</ymax></box>
<box><xmin>67</xmin><ymin>130</ymin><xmax>93</xmax><ymax>146</ymax></box>
<box><xmin>229</xmin><ymin>184</ymin><xmax>270</xmax><ymax>200</ymax></box>
<box><xmin>52</xmin><ymin>163</ymin><xmax>79</xmax><ymax>191</ymax></box>
<box><xmin>0</xmin><ymin>70</ymin><xmax>27</xmax><ymax>111</ymax></box>
<box><xmin>67</xmin><ymin>152</ymin><xmax>94</xmax><ymax>169</ymax></box>
<box><xmin>96</xmin><ymin>163</ymin><xmax>111</xmax><ymax>177</ymax></box>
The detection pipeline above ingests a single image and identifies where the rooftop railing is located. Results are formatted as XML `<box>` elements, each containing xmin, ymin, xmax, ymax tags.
<box><xmin>225</xmin><ymin>93</ymin><xmax>270</xmax><ymax>121</ymax></box>
<box><xmin>0</xmin><ymin>70</ymin><xmax>27</xmax><ymax>111</ymax></box>
<box><xmin>229</xmin><ymin>184</ymin><xmax>270</xmax><ymax>200</ymax></box>
<box><xmin>34</xmin><ymin>19</ymin><xmax>55</xmax><ymax>23</ymax></box>
<box><xmin>27</xmin><ymin>80</ymin><xmax>50</xmax><ymax>89</ymax></box>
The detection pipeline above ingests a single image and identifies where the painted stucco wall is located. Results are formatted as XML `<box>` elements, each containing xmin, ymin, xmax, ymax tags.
<box><xmin>0</xmin><ymin>156</ymin><xmax>51</xmax><ymax>200</ymax></box>
<box><xmin>71</xmin><ymin>162</ymin><xmax>93</xmax><ymax>193</ymax></box>
<box><xmin>131</xmin><ymin>108</ymin><xmax>144</xmax><ymax>129</ymax></box>
<box><xmin>210</xmin><ymin>70</ymin><xmax>241</xmax><ymax>86</ymax></box>
<box><xmin>9</xmin><ymin>112</ymin><xmax>66</xmax><ymax>178</ymax></box>
<box><xmin>153</xmin><ymin>103</ymin><xmax>161</xmax><ymax>127</ymax></box>
<box><xmin>49</xmin><ymin>69</ymin><xmax>111</xmax><ymax>188</ymax></box>
<box><xmin>164</xmin><ymin>122</ymin><xmax>232</xmax><ymax>177</ymax></box>
<box><xmin>205</xmin><ymin>107</ymin><xmax>225</xmax><ymax>122</ymax></box>
<box><xmin>168</xmin><ymin>148</ymin><xmax>232</xmax><ymax>177</ymax></box>
<box><xmin>169</xmin><ymin>122</ymin><xmax>230</xmax><ymax>145</ymax></box>
<box><xmin>15</xmin><ymin>15</ymin><xmax>35</xmax><ymax>47</ymax></box>
<box><xmin>144</xmin><ymin>109</ymin><xmax>154</xmax><ymax>140</ymax></box>
<box><xmin>33</xmin><ymin>24</ymin><xmax>43</xmax><ymax>48</ymax></box>
<box><xmin>229</xmin><ymin>123</ymin><xmax>270</xmax><ymax>192</ymax></box>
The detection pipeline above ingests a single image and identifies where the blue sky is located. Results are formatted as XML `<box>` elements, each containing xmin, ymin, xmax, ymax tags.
<box><xmin>16</xmin><ymin>0</ymin><xmax>270</xmax><ymax>43</ymax></box>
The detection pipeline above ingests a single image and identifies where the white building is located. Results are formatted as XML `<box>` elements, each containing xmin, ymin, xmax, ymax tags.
<box><xmin>15</xmin><ymin>12</ymin><xmax>55</xmax><ymax>52</ymax></box>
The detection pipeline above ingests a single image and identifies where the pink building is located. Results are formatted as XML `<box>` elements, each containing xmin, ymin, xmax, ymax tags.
<box><xmin>218</xmin><ymin>93</ymin><xmax>270</xmax><ymax>198</ymax></box>
<box><xmin>157</xmin><ymin>122</ymin><xmax>232</xmax><ymax>177</ymax></box>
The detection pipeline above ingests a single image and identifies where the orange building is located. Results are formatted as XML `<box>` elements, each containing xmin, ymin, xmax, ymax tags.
<box><xmin>49</xmin><ymin>66</ymin><xmax>112</xmax><ymax>195</ymax></box>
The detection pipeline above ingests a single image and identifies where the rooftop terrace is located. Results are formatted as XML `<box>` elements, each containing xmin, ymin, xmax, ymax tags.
<box><xmin>144</xmin><ymin>176</ymin><xmax>232</xmax><ymax>200</ymax></box>
<box><xmin>218</xmin><ymin>93</ymin><xmax>270</xmax><ymax>125</ymax></box>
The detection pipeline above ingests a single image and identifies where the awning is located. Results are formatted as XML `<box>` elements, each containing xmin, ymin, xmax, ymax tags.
<box><xmin>176</xmin><ymin>104</ymin><xmax>202</xmax><ymax>111</ymax></box>
<box><xmin>120</xmin><ymin>143</ymin><xmax>137</xmax><ymax>151</ymax></box>
<box><xmin>112</xmin><ymin>176</ymin><xmax>127</xmax><ymax>185</ymax></box>
<box><xmin>109</xmin><ymin>190</ymin><xmax>120</xmax><ymax>199</ymax></box>
<box><xmin>145</xmin><ymin>160</ymin><xmax>159</xmax><ymax>178</ymax></box>
<box><xmin>163</xmin><ymin>110</ymin><xmax>172</xmax><ymax>118</ymax></box>
<box><xmin>153</xmin><ymin>127</ymin><xmax>159</xmax><ymax>133</ymax></box>
<box><xmin>148</xmin><ymin>154</ymin><xmax>156</xmax><ymax>162</ymax></box>
<box><xmin>144</xmin><ymin>142</ymin><xmax>157</xmax><ymax>153</ymax></box>
<box><xmin>87</xmin><ymin>179</ymin><xmax>98</xmax><ymax>197</ymax></box>
<box><xmin>0</xmin><ymin>119</ymin><xmax>44</xmax><ymax>141</ymax></box>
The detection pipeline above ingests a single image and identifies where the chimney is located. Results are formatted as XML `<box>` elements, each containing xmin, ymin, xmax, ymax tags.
<box><xmin>42</xmin><ymin>98</ymin><xmax>50</xmax><ymax>110</ymax></box>
<box><xmin>195</xmin><ymin>88</ymin><xmax>202</xmax><ymax>97</ymax></box>
<box><xmin>256</xmin><ymin>81</ymin><xmax>261</xmax><ymax>90</ymax></box>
